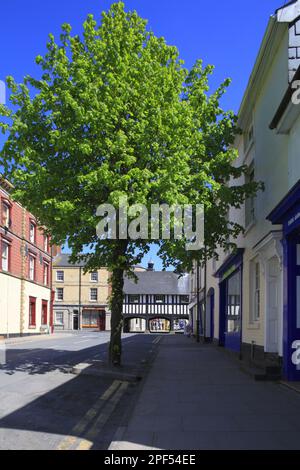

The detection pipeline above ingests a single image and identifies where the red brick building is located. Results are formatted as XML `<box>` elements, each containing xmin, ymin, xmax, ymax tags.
<box><xmin>0</xmin><ymin>176</ymin><xmax>56</xmax><ymax>337</ymax></box>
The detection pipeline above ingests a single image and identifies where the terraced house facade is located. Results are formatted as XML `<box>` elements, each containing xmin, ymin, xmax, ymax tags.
<box><xmin>192</xmin><ymin>0</ymin><xmax>300</xmax><ymax>381</ymax></box>
<box><xmin>52</xmin><ymin>254</ymin><xmax>111</xmax><ymax>331</ymax></box>
<box><xmin>0</xmin><ymin>177</ymin><xmax>55</xmax><ymax>337</ymax></box>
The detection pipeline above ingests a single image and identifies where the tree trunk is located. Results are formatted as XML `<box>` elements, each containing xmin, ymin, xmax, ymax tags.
<box><xmin>109</xmin><ymin>242</ymin><xmax>127</xmax><ymax>366</ymax></box>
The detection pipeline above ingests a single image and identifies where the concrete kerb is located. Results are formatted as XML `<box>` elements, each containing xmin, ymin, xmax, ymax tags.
<box><xmin>0</xmin><ymin>332</ymin><xmax>74</xmax><ymax>346</ymax></box>
<box><xmin>108</xmin><ymin>336</ymin><xmax>163</xmax><ymax>450</ymax></box>
<box><xmin>71</xmin><ymin>337</ymin><xmax>162</xmax><ymax>383</ymax></box>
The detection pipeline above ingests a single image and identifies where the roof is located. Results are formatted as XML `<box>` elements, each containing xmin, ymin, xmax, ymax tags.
<box><xmin>237</xmin><ymin>1</ymin><xmax>300</xmax><ymax>129</ymax></box>
<box><xmin>124</xmin><ymin>271</ymin><xmax>190</xmax><ymax>295</ymax></box>
<box><xmin>53</xmin><ymin>253</ymin><xmax>86</xmax><ymax>268</ymax></box>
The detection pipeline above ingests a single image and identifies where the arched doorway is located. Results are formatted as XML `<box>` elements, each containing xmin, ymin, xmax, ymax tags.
<box><xmin>123</xmin><ymin>317</ymin><xmax>146</xmax><ymax>333</ymax></box>
<box><xmin>148</xmin><ymin>318</ymin><xmax>171</xmax><ymax>333</ymax></box>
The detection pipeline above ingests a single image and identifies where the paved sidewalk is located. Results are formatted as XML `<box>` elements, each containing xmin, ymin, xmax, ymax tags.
<box><xmin>109</xmin><ymin>335</ymin><xmax>300</xmax><ymax>450</ymax></box>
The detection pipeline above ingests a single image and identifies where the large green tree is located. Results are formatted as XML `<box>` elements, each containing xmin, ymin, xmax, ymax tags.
<box><xmin>0</xmin><ymin>2</ymin><xmax>260</xmax><ymax>365</ymax></box>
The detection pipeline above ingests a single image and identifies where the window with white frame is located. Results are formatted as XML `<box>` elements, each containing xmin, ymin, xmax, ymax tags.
<box><xmin>29</xmin><ymin>255</ymin><xmax>35</xmax><ymax>281</ymax></box>
<box><xmin>250</xmin><ymin>261</ymin><xmax>261</xmax><ymax>322</ymax></box>
<box><xmin>245</xmin><ymin>163</ymin><xmax>255</xmax><ymax>227</ymax></box>
<box><xmin>243</xmin><ymin>124</ymin><xmax>254</xmax><ymax>154</ymax></box>
<box><xmin>56</xmin><ymin>270</ymin><xmax>64</xmax><ymax>282</ymax></box>
<box><xmin>90</xmin><ymin>271</ymin><xmax>98</xmax><ymax>282</ymax></box>
<box><xmin>254</xmin><ymin>262</ymin><xmax>260</xmax><ymax>321</ymax></box>
<box><xmin>29</xmin><ymin>221</ymin><xmax>36</xmax><ymax>243</ymax></box>
<box><xmin>1</xmin><ymin>240</ymin><xmax>9</xmax><ymax>272</ymax></box>
<box><xmin>2</xmin><ymin>201</ymin><xmax>10</xmax><ymax>227</ymax></box>
<box><xmin>90</xmin><ymin>288</ymin><xmax>98</xmax><ymax>301</ymax></box>
<box><xmin>43</xmin><ymin>262</ymin><xmax>49</xmax><ymax>286</ymax></box>
<box><xmin>56</xmin><ymin>287</ymin><xmax>64</xmax><ymax>301</ymax></box>
<box><xmin>44</xmin><ymin>234</ymin><xmax>49</xmax><ymax>252</ymax></box>
<box><xmin>55</xmin><ymin>311</ymin><xmax>64</xmax><ymax>325</ymax></box>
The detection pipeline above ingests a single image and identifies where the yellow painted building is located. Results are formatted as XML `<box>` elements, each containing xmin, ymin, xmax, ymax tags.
<box><xmin>52</xmin><ymin>253</ymin><xmax>111</xmax><ymax>331</ymax></box>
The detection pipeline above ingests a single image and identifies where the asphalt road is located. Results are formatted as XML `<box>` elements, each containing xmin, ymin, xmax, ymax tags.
<box><xmin>0</xmin><ymin>332</ymin><xmax>159</xmax><ymax>450</ymax></box>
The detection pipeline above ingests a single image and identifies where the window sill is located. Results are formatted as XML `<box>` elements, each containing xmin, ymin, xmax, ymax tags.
<box><xmin>28</xmin><ymin>325</ymin><xmax>36</xmax><ymax>329</ymax></box>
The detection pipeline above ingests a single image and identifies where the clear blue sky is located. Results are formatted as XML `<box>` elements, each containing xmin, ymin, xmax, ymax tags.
<box><xmin>0</xmin><ymin>0</ymin><xmax>282</xmax><ymax>269</ymax></box>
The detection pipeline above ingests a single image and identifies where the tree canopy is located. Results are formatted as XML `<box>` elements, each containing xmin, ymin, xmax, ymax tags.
<box><xmin>0</xmin><ymin>2</ymin><xmax>261</xmax><ymax>363</ymax></box>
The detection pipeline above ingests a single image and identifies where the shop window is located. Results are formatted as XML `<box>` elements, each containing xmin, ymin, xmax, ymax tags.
<box><xmin>55</xmin><ymin>311</ymin><xmax>64</xmax><ymax>325</ymax></box>
<box><xmin>226</xmin><ymin>271</ymin><xmax>241</xmax><ymax>333</ymax></box>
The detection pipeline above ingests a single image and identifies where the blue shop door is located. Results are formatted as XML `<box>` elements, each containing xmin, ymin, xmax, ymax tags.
<box><xmin>285</xmin><ymin>240</ymin><xmax>300</xmax><ymax>380</ymax></box>
<box><xmin>224</xmin><ymin>271</ymin><xmax>241</xmax><ymax>352</ymax></box>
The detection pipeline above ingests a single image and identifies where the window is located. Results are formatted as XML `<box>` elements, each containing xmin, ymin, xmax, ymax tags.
<box><xmin>29</xmin><ymin>297</ymin><xmax>36</xmax><ymax>327</ymax></box>
<box><xmin>128</xmin><ymin>294</ymin><xmax>139</xmax><ymax>304</ymax></box>
<box><xmin>29</xmin><ymin>221</ymin><xmax>36</xmax><ymax>243</ymax></box>
<box><xmin>244</xmin><ymin>124</ymin><xmax>254</xmax><ymax>153</ymax></box>
<box><xmin>43</xmin><ymin>262</ymin><xmax>49</xmax><ymax>286</ymax></box>
<box><xmin>56</xmin><ymin>270</ymin><xmax>64</xmax><ymax>282</ymax></box>
<box><xmin>29</xmin><ymin>255</ymin><xmax>36</xmax><ymax>281</ymax></box>
<box><xmin>154</xmin><ymin>295</ymin><xmax>165</xmax><ymax>304</ymax></box>
<box><xmin>44</xmin><ymin>235</ymin><xmax>49</xmax><ymax>252</ymax></box>
<box><xmin>180</xmin><ymin>295</ymin><xmax>189</xmax><ymax>304</ymax></box>
<box><xmin>90</xmin><ymin>288</ymin><xmax>98</xmax><ymax>301</ymax></box>
<box><xmin>41</xmin><ymin>300</ymin><xmax>48</xmax><ymax>325</ymax></box>
<box><xmin>251</xmin><ymin>261</ymin><xmax>260</xmax><ymax>322</ymax></box>
<box><xmin>226</xmin><ymin>271</ymin><xmax>241</xmax><ymax>334</ymax></box>
<box><xmin>245</xmin><ymin>164</ymin><xmax>255</xmax><ymax>227</ymax></box>
<box><xmin>2</xmin><ymin>201</ymin><xmax>11</xmax><ymax>227</ymax></box>
<box><xmin>1</xmin><ymin>240</ymin><xmax>10</xmax><ymax>272</ymax></box>
<box><xmin>55</xmin><ymin>311</ymin><xmax>64</xmax><ymax>325</ymax></box>
<box><xmin>90</xmin><ymin>271</ymin><xmax>98</xmax><ymax>282</ymax></box>
<box><xmin>56</xmin><ymin>287</ymin><xmax>64</xmax><ymax>301</ymax></box>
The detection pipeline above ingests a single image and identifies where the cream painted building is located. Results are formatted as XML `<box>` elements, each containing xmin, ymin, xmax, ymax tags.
<box><xmin>52</xmin><ymin>253</ymin><xmax>111</xmax><ymax>331</ymax></box>
<box><xmin>199</xmin><ymin>0</ymin><xmax>300</xmax><ymax>381</ymax></box>
<box><xmin>1</xmin><ymin>177</ymin><xmax>54</xmax><ymax>337</ymax></box>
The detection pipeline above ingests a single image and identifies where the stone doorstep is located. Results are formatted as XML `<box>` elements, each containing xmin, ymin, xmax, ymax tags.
<box><xmin>71</xmin><ymin>360</ymin><xmax>144</xmax><ymax>382</ymax></box>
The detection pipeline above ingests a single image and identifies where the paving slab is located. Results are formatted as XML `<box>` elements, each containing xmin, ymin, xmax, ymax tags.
<box><xmin>109</xmin><ymin>335</ymin><xmax>300</xmax><ymax>450</ymax></box>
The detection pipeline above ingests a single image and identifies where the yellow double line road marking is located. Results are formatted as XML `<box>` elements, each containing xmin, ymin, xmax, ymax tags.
<box><xmin>76</xmin><ymin>382</ymin><xmax>129</xmax><ymax>451</ymax></box>
<box><xmin>57</xmin><ymin>379</ymin><xmax>128</xmax><ymax>451</ymax></box>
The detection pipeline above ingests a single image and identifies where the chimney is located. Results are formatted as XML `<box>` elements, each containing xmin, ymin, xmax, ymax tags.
<box><xmin>147</xmin><ymin>259</ymin><xmax>154</xmax><ymax>271</ymax></box>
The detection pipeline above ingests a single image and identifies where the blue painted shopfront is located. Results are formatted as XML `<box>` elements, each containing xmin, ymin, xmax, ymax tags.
<box><xmin>215</xmin><ymin>249</ymin><xmax>244</xmax><ymax>353</ymax></box>
<box><xmin>268</xmin><ymin>180</ymin><xmax>300</xmax><ymax>381</ymax></box>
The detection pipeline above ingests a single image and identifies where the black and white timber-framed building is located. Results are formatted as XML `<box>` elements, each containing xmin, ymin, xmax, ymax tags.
<box><xmin>123</xmin><ymin>263</ymin><xmax>190</xmax><ymax>333</ymax></box>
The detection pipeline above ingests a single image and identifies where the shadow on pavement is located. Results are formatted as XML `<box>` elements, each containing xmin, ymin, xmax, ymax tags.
<box><xmin>0</xmin><ymin>334</ymin><xmax>158</xmax><ymax>450</ymax></box>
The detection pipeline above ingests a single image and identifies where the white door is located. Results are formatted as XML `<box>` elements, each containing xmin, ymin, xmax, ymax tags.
<box><xmin>266</xmin><ymin>257</ymin><xmax>280</xmax><ymax>353</ymax></box>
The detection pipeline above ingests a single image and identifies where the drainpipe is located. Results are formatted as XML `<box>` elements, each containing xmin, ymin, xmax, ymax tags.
<box><xmin>196</xmin><ymin>260</ymin><xmax>200</xmax><ymax>343</ymax></box>
<box><xmin>204</xmin><ymin>247</ymin><xmax>207</xmax><ymax>341</ymax></box>
<box><xmin>79</xmin><ymin>266</ymin><xmax>82</xmax><ymax>330</ymax></box>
